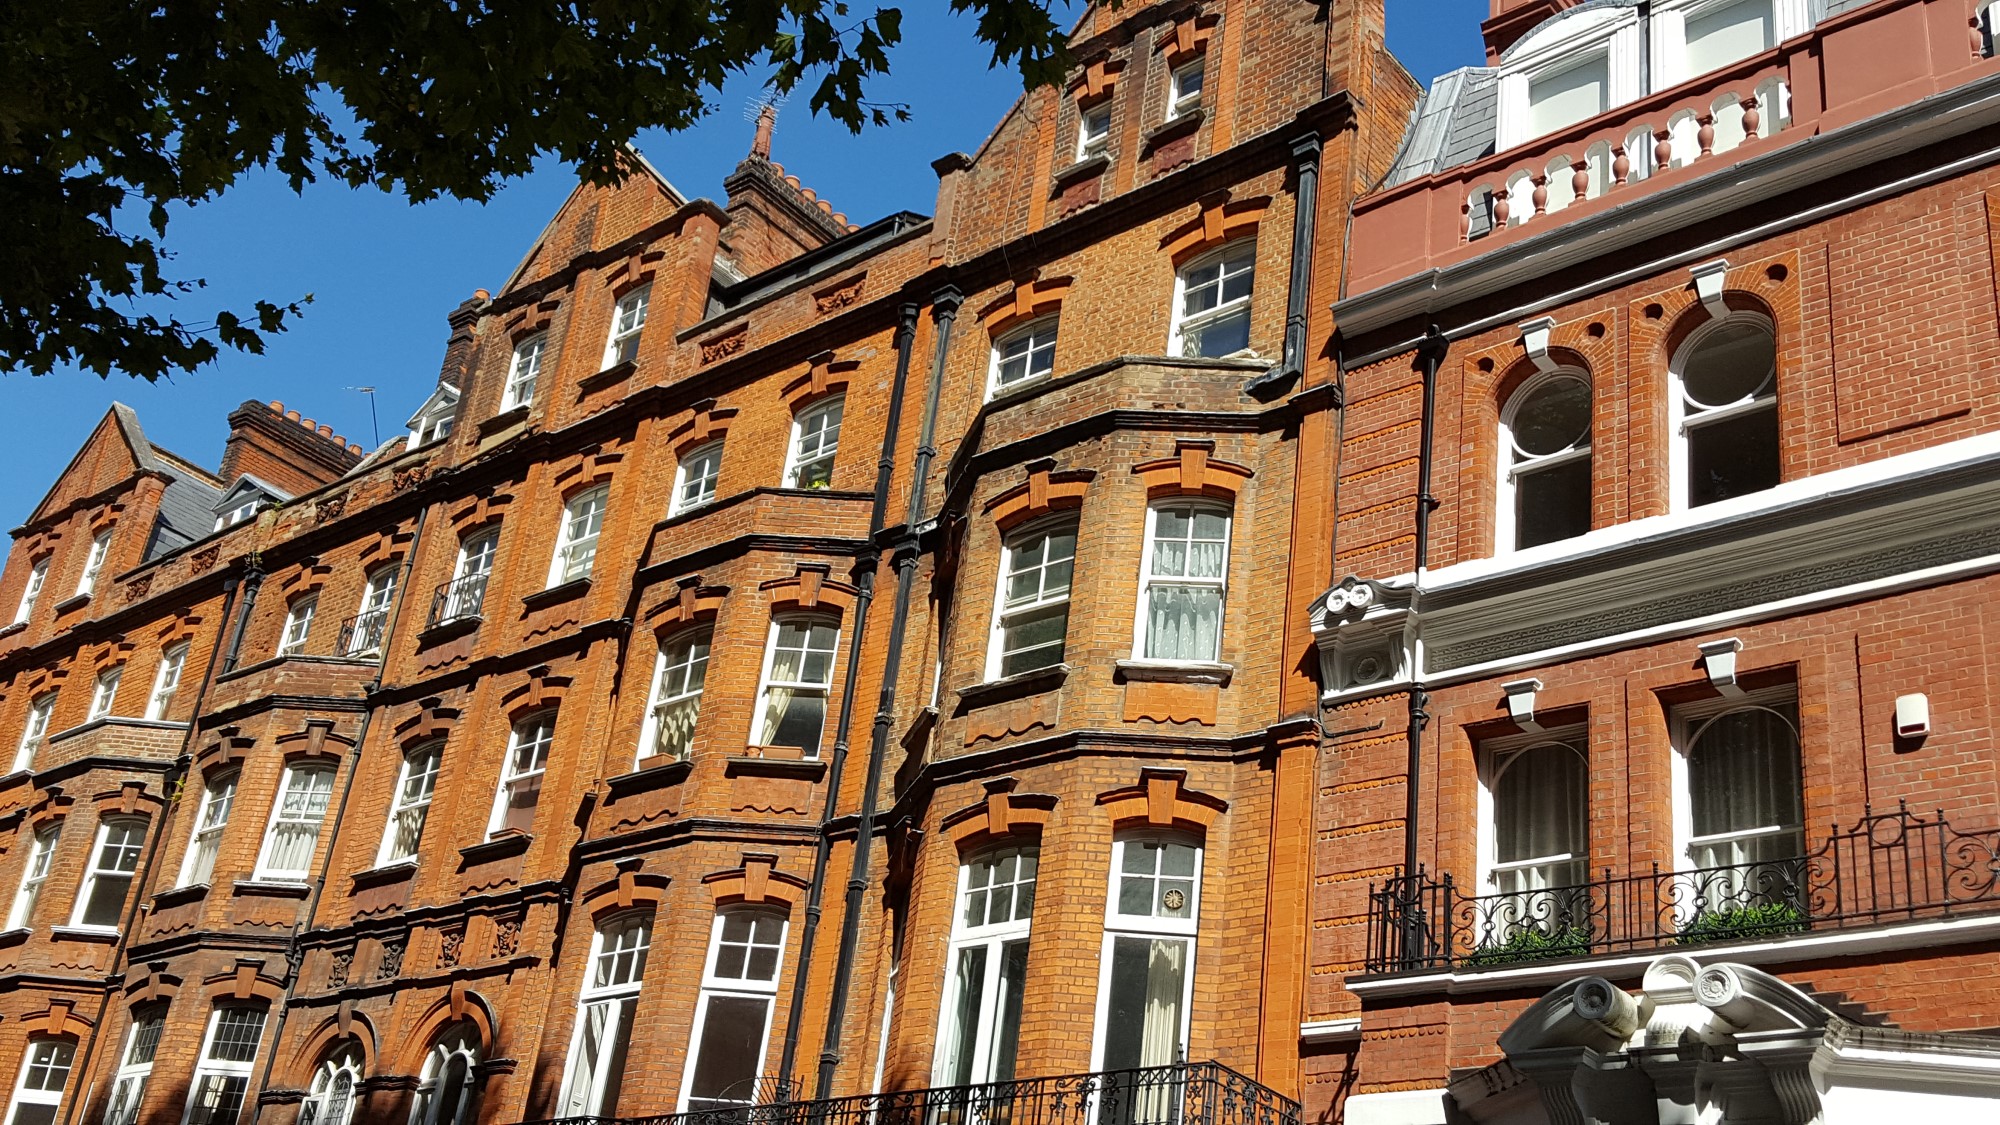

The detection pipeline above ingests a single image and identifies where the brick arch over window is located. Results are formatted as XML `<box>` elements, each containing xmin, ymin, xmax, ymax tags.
<box><xmin>91</xmin><ymin>781</ymin><xmax>164</xmax><ymax>820</ymax></box>
<box><xmin>393</xmin><ymin>698</ymin><xmax>463</xmax><ymax>749</ymax></box>
<box><xmin>275</xmin><ymin>719</ymin><xmax>357</xmax><ymax>765</ymax></box>
<box><xmin>983</xmin><ymin>459</ymin><xmax>1098</xmax><ymax>532</ymax></box>
<box><xmin>1131</xmin><ymin>439</ymin><xmax>1254</xmax><ymax>500</ymax></box>
<box><xmin>23</xmin><ymin>787</ymin><xmax>74</xmax><ymax>833</ymax></box>
<box><xmin>283</xmin><ymin>1007</ymin><xmax>382</xmax><ymax>1086</ymax></box>
<box><xmin>275</xmin><ymin>558</ymin><xmax>334</xmax><ymax>601</ymax></box>
<box><xmin>759</xmin><ymin>565</ymin><xmax>860</xmax><ymax>616</ymax></box>
<box><xmin>502</xmin><ymin>297</ymin><xmax>557</xmax><ymax>342</ymax></box>
<box><xmin>781</xmin><ymin>352</ymin><xmax>860</xmax><ymax>409</ymax></box>
<box><xmin>702</xmin><ymin>853</ymin><xmax>808</xmax><ymax>909</ymax></box>
<box><xmin>1096</xmin><ymin>768</ymin><xmax>1227</xmax><ymax>834</ymax></box>
<box><xmin>1155</xmin><ymin>10</ymin><xmax>1220</xmax><ymax>64</ymax></box>
<box><xmin>579</xmin><ymin>864</ymin><xmax>671</xmax><ymax>923</ymax></box>
<box><xmin>979</xmin><ymin>276</ymin><xmax>1073</xmax><ymax>336</ymax></box>
<box><xmin>194</xmin><ymin>729</ymin><xmax>254</xmax><ymax>773</ymax></box>
<box><xmin>668</xmin><ymin>399</ymin><xmax>740</xmax><ymax>454</ymax></box>
<box><xmin>120</xmin><ymin>966</ymin><xmax>183</xmax><ymax>1006</ymax></box>
<box><xmin>642</xmin><ymin>577</ymin><xmax>729</xmax><ymax>633</ymax></box>
<box><xmin>941</xmin><ymin>777</ymin><xmax>1058</xmax><ymax>851</ymax></box>
<box><xmin>1161</xmin><ymin>194</ymin><xmax>1270</xmax><ymax>265</ymax></box>
<box><xmin>17</xmin><ymin>1000</ymin><xmax>92</xmax><ymax>1039</ymax></box>
<box><xmin>393</xmin><ymin>986</ymin><xmax>498</xmax><ymax>1078</ymax></box>
<box><xmin>447</xmin><ymin>489</ymin><xmax>516</xmax><ymax>534</ymax></box>
<box><xmin>200</xmin><ymin>960</ymin><xmax>288</xmax><ymax>1005</ymax></box>
<box><xmin>500</xmin><ymin>666</ymin><xmax>573</xmax><ymax>722</ymax></box>
<box><xmin>551</xmin><ymin>446</ymin><xmax>625</xmax><ymax>496</ymax></box>
<box><xmin>1632</xmin><ymin>251</ymin><xmax>1797</xmax><ymax>375</ymax></box>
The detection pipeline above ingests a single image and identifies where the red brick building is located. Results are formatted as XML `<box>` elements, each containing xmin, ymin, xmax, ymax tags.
<box><xmin>6</xmin><ymin>2</ymin><xmax>2000</xmax><ymax>1125</ymax></box>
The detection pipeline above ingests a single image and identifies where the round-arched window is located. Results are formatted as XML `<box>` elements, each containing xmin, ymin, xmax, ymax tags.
<box><xmin>1488</xmin><ymin>739</ymin><xmax>1589</xmax><ymax>895</ymax></box>
<box><xmin>410</xmin><ymin>1025</ymin><xmax>480</xmax><ymax>1125</ymax></box>
<box><xmin>300</xmin><ymin>1047</ymin><xmax>362</xmax><ymax>1125</ymax></box>
<box><xmin>1674</xmin><ymin>318</ymin><xmax>1779</xmax><ymax>508</ymax></box>
<box><xmin>1500</xmin><ymin>372</ymin><xmax>1593</xmax><ymax>550</ymax></box>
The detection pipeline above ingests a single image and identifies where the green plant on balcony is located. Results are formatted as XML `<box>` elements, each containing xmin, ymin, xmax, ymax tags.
<box><xmin>1462</xmin><ymin>925</ymin><xmax>1591</xmax><ymax>967</ymax></box>
<box><xmin>1675</xmin><ymin>900</ymin><xmax>1807</xmax><ymax>945</ymax></box>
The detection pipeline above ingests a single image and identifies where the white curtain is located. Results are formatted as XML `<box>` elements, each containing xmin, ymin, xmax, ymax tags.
<box><xmin>759</xmin><ymin>687</ymin><xmax>796</xmax><ymax>744</ymax></box>
<box><xmin>1145</xmin><ymin>588</ymin><xmax>1220</xmax><ymax>661</ymax></box>
<box><xmin>1493</xmin><ymin>744</ymin><xmax>1586</xmax><ymax>887</ymax></box>
<box><xmin>1689</xmin><ymin>707</ymin><xmax>1802</xmax><ymax>867</ymax></box>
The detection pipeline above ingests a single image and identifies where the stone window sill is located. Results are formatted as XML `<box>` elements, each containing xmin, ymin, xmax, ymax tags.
<box><xmin>234</xmin><ymin>879</ymin><xmax>313</xmax><ymax>898</ymax></box>
<box><xmin>1144</xmin><ymin>108</ymin><xmax>1204</xmax><ymax>150</ymax></box>
<box><xmin>351</xmin><ymin>860</ymin><xmax>419</xmax><ymax>888</ymax></box>
<box><xmin>956</xmin><ymin>663</ymin><xmax>1071</xmax><ymax>710</ymax></box>
<box><xmin>459</xmin><ymin>833</ymin><xmax>532</xmax><ymax>865</ymax></box>
<box><xmin>151</xmin><ymin>882</ymin><xmax>211</xmax><ymax>909</ymax></box>
<box><xmin>607</xmin><ymin>757</ymin><xmax>693</xmax><ymax>797</ymax></box>
<box><xmin>1051</xmin><ymin>153</ymin><xmax>1110</xmax><ymax>190</ymax></box>
<box><xmin>418</xmin><ymin>615</ymin><xmax>482</xmax><ymax>645</ymax></box>
<box><xmin>1115</xmin><ymin>659</ymin><xmax>1234</xmax><ymax>686</ymax></box>
<box><xmin>476</xmin><ymin>404</ymin><xmax>530</xmax><ymax>437</ymax></box>
<box><xmin>0</xmin><ymin>927</ymin><xmax>28</xmax><ymax>949</ymax></box>
<box><xmin>522</xmin><ymin>578</ymin><xmax>590</xmax><ymax>610</ymax></box>
<box><xmin>579</xmin><ymin>360</ymin><xmax>636</xmax><ymax>392</ymax></box>
<box><xmin>50</xmin><ymin>925</ymin><xmax>121</xmax><ymax>943</ymax></box>
<box><xmin>725</xmin><ymin>752</ymin><xmax>828</xmax><ymax>782</ymax></box>
<box><xmin>0</xmin><ymin>622</ymin><xmax>24</xmax><ymax>640</ymax></box>
<box><xmin>52</xmin><ymin>593</ymin><xmax>91</xmax><ymax>615</ymax></box>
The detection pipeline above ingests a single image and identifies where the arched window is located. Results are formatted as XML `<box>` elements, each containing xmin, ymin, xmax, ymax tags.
<box><xmin>300</xmin><ymin>1047</ymin><xmax>362</xmax><ymax>1125</ymax></box>
<box><xmin>935</xmin><ymin>843</ymin><xmax>1039</xmax><ymax>1087</ymax></box>
<box><xmin>1677</xmin><ymin>690</ymin><xmax>1803</xmax><ymax>871</ymax></box>
<box><xmin>410</xmin><ymin>1026</ymin><xmax>480</xmax><ymax>1125</ymax></box>
<box><xmin>1135</xmin><ymin>501</ymin><xmax>1230</xmax><ymax>662</ymax></box>
<box><xmin>1672</xmin><ymin>316</ymin><xmax>1779</xmax><ymax>509</ymax></box>
<box><xmin>1092</xmin><ymin>833</ymin><xmax>1201</xmax><ymax>1078</ymax></box>
<box><xmin>1498</xmin><ymin>371</ymin><xmax>1593</xmax><ymax>551</ymax></box>
<box><xmin>557</xmin><ymin>913</ymin><xmax>653</xmax><ymax>1117</ymax></box>
<box><xmin>1171</xmin><ymin>241</ymin><xmax>1255</xmax><ymax>358</ymax></box>
<box><xmin>640</xmin><ymin>627</ymin><xmax>711</xmax><ymax>764</ymax></box>
<box><xmin>104</xmin><ymin>1008</ymin><xmax>165</xmax><ymax>1125</ymax></box>
<box><xmin>681</xmin><ymin>908</ymin><xmax>789</xmax><ymax>1113</ymax></box>
<box><xmin>754</xmin><ymin>616</ymin><xmax>839</xmax><ymax>756</ymax></box>
<box><xmin>1484</xmin><ymin>736</ymin><xmax>1589</xmax><ymax>897</ymax></box>
<box><xmin>4</xmin><ymin>1037</ymin><xmax>74</xmax><ymax>1125</ymax></box>
<box><xmin>179</xmin><ymin>770</ymin><xmax>238</xmax><ymax>887</ymax></box>
<box><xmin>989</xmin><ymin>317</ymin><xmax>1059</xmax><ymax>396</ymax></box>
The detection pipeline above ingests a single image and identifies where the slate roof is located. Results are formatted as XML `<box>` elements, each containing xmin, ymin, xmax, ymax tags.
<box><xmin>101</xmin><ymin>404</ymin><xmax>223</xmax><ymax>562</ymax></box>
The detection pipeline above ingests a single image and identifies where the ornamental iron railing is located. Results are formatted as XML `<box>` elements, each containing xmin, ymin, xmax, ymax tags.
<box><xmin>520</xmin><ymin>1061</ymin><xmax>1298</xmax><ymax>1125</ymax></box>
<box><xmin>429</xmin><ymin>572</ymin><xmax>490</xmax><ymax>628</ymax></box>
<box><xmin>1365</xmin><ymin>803</ymin><xmax>2000</xmax><ymax>974</ymax></box>
<box><xmin>336</xmin><ymin>608</ymin><xmax>389</xmax><ymax>657</ymax></box>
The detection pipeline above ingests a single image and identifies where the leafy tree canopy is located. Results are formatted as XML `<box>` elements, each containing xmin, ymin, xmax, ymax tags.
<box><xmin>0</xmin><ymin>0</ymin><xmax>1077</xmax><ymax>380</ymax></box>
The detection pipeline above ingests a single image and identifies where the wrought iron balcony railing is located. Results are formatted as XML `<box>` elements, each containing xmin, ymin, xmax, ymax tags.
<box><xmin>1365</xmin><ymin>803</ymin><xmax>2000</xmax><ymax>975</ymax></box>
<box><xmin>429</xmin><ymin>572</ymin><xmax>490</xmax><ymax>628</ymax></box>
<box><xmin>336</xmin><ymin>608</ymin><xmax>389</xmax><ymax>657</ymax></box>
<box><xmin>521</xmin><ymin>1061</ymin><xmax>1298</xmax><ymax>1125</ymax></box>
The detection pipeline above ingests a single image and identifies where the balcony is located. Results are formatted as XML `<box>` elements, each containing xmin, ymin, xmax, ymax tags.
<box><xmin>429</xmin><ymin>572</ymin><xmax>490</xmax><ymax>629</ymax></box>
<box><xmin>1363</xmin><ymin>804</ymin><xmax>2000</xmax><ymax>975</ymax></box>
<box><xmin>336</xmin><ymin>608</ymin><xmax>389</xmax><ymax>657</ymax></box>
<box><xmin>521</xmin><ymin>1061</ymin><xmax>1299</xmax><ymax>1125</ymax></box>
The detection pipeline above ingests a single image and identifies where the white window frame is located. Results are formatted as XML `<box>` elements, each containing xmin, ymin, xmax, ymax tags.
<box><xmin>784</xmin><ymin>397</ymin><xmax>844</xmax><ymax>490</ymax></box>
<box><xmin>671</xmin><ymin>441</ymin><xmax>725</xmax><ymax>516</ymax></box>
<box><xmin>280</xmin><ymin>595</ymin><xmax>317</xmax><ymax>656</ymax></box>
<box><xmin>1167</xmin><ymin>57</ymin><xmax>1205</xmax><ymax>120</ymax></box>
<box><xmin>1494</xmin><ymin>8</ymin><xmax>1642</xmax><ymax>150</ymax></box>
<box><xmin>14</xmin><ymin>559</ymin><xmax>48</xmax><ymax>625</ymax></box>
<box><xmin>487</xmin><ymin>713</ymin><xmax>555</xmax><ymax>839</ymax></box>
<box><xmin>89</xmin><ymin>666</ymin><xmax>123</xmax><ymax>721</ymax></box>
<box><xmin>442</xmin><ymin>531</ymin><xmax>498</xmax><ymax>623</ymax></box>
<box><xmin>932</xmin><ymin>844</ymin><xmax>1039</xmax><ymax>1088</ymax></box>
<box><xmin>70</xmin><ymin>817</ymin><xmax>146</xmax><ymax>930</ymax></box>
<box><xmin>14</xmin><ymin>692</ymin><xmax>56</xmax><ymax>773</ymax></box>
<box><xmin>1169</xmin><ymin>240</ymin><xmax>1257</xmax><ymax>359</ymax></box>
<box><xmin>4</xmin><ymin>1037</ymin><xmax>75</xmax><ymax>1125</ymax></box>
<box><xmin>986</xmin><ymin>517</ymin><xmax>1078</xmax><ymax>681</ymax></box>
<box><xmin>6</xmin><ymin>826</ymin><xmax>58</xmax><ymax>930</ymax></box>
<box><xmin>1087</xmin><ymin>832</ymin><xmax>1202</xmax><ymax>1074</ymax></box>
<box><xmin>677</xmin><ymin>908</ymin><xmax>790</xmax><ymax>1114</ymax></box>
<box><xmin>752</xmin><ymin>616</ymin><xmax>840</xmax><ymax>758</ymax></box>
<box><xmin>1653</xmin><ymin>0</ymin><xmax>1807</xmax><ymax>86</ymax></box>
<box><xmin>1476</xmin><ymin>728</ymin><xmax>1590</xmax><ymax>898</ymax></box>
<box><xmin>299</xmin><ymin>1047</ymin><xmax>363</xmax><ymax>1125</ymax></box>
<box><xmin>346</xmin><ymin>569</ymin><xmax>397</xmax><ymax>657</ymax></box>
<box><xmin>502</xmin><ymin>333</ymin><xmax>546</xmax><ymax>412</ymax></box>
<box><xmin>1670</xmin><ymin>681</ymin><xmax>1804</xmax><ymax>875</ymax></box>
<box><xmin>988</xmin><ymin>317</ymin><xmax>1060</xmax><ymax>397</ymax></box>
<box><xmin>603</xmin><ymin>286</ymin><xmax>652</xmax><ymax>369</ymax></box>
<box><xmin>1077</xmin><ymin>101</ymin><xmax>1112</xmax><ymax>159</ymax></box>
<box><xmin>252</xmin><ymin>764</ymin><xmax>335</xmax><ymax>883</ymax></box>
<box><xmin>556</xmin><ymin>913</ymin><xmax>653</xmax><ymax>1118</ymax></box>
<box><xmin>104</xmin><ymin>1010</ymin><xmax>166</xmax><ymax>1125</ymax></box>
<box><xmin>1668</xmin><ymin>312</ymin><xmax>1780</xmax><ymax>513</ymax></box>
<box><xmin>1131</xmin><ymin>500</ymin><xmax>1231</xmax><ymax>664</ymax></box>
<box><xmin>77</xmin><ymin>531</ymin><xmax>112</xmax><ymax>597</ymax></box>
<box><xmin>1496</xmin><ymin>369</ymin><xmax>1595</xmax><ymax>553</ymax></box>
<box><xmin>410</xmin><ymin>1029</ymin><xmax>480</xmax><ymax>1125</ymax></box>
<box><xmin>378</xmin><ymin>741</ymin><xmax>444</xmax><ymax>866</ymax></box>
<box><xmin>178</xmin><ymin>771</ymin><xmax>239</xmax><ymax>888</ymax></box>
<box><xmin>145</xmin><ymin>642</ymin><xmax>189</xmax><ymax>721</ymax></box>
<box><xmin>548</xmin><ymin>486</ymin><xmax>608</xmax><ymax>588</ymax></box>
<box><xmin>639</xmin><ymin>627</ymin><xmax>711</xmax><ymax>765</ymax></box>
<box><xmin>181</xmin><ymin>1006</ymin><xmax>267</xmax><ymax>1125</ymax></box>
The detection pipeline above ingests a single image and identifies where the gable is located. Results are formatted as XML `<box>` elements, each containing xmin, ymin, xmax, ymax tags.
<box><xmin>24</xmin><ymin>406</ymin><xmax>153</xmax><ymax>528</ymax></box>
<box><xmin>500</xmin><ymin>154</ymin><xmax>689</xmax><ymax>297</ymax></box>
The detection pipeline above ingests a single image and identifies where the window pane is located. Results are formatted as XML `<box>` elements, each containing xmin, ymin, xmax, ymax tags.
<box><xmin>1688</xmin><ymin>405</ymin><xmax>1780</xmax><ymax>506</ymax></box>
<box><xmin>1493</xmin><ymin>743</ymin><xmax>1588</xmax><ymax>870</ymax></box>
<box><xmin>209</xmin><ymin>1009</ymin><xmax>267</xmax><ymax>1062</ymax></box>
<box><xmin>1527</xmin><ymin>54</ymin><xmax>1607</xmax><ymax>136</ymax></box>
<box><xmin>687</xmin><ymin>996</ymin><xmax>771</xmax><ymax>1108</ymax></box>
<box><xmin>1683</xmin><ymin>323</ymin><xmax>1776</xmax><ymax>408</ymax></box>
<box><xmin>80</xmin><ymin>873</ymin><xmax>133</xmax><ymax>927</ymax></box>
<box><xmin>187</xmin><ymin>1075</ymin><xmax>248</xmax><ymax>1125</ymax></box>
<box><xmin>1686</xmin><ymin>0</ymin><xmax>1772</xmax><ymax>75</ymax></box>
<box><xmin>1182</xmin><ymin>305</ymin><xmax>1249</xmax><ymax>357</ymax></box>
<box><xmin>1689</xmin><ymin>706</ymin><xmax>1802</xmax><ymax>840</ymax></box>
<box><xmin>1000</xmin><ymin>606</ymin><xmax>1069</xmax><ymax>677</ymax></box>
<box><xmin>1144</xmin><ymin>586</ymin><xmax>1221</xmax><ymax>662</ymax></box>
<box><xmin>1101</xmin><ymin>936</ymin><xmax>1187</xmax><ymax>1071</ymax></box>
<box><xmin>940</xmin><ymin>944</ymin><xmax>987</xmax><ymax>1086</ymax></box>
<box><xmin>1510</xmin><ymin>377</ymin><xmax>1592</xmax><ymax>458</ymax></box>
<box><xmin>1515</xmin><ymin>456</ymin><xmax>1593</xmax><ymax>548</ymax></box>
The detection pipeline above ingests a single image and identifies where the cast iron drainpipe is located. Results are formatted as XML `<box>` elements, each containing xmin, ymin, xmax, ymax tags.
<box><xmin>815</xmin><ymin>286</ymin><xmax>962</xmax><ymax>1099</ymax></box>
<box><xmin>1402</xmin><ymin>326</ymin><xmax>1450</xmax><ymax>919</ymax></box>
<box><xmin>247</xmin><ymin>501</ymin><xmax>431</xmax><ymax>1124</ymax></box>
<box><xmin>61</xmin><ymin>563</ymin><xmax>249</xmax><ymax>1125</ymax></box>
<box><xmin>776</xmin><ymin>300</ymin><xmax>923</xmax><ymax>1095</ymax></box>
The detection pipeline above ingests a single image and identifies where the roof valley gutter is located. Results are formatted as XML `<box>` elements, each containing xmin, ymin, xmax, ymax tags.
<box><xmin>815</xmin><ymin>285</ymin><xmax>962</xmax><ymax>1099</ymax></box>
<box><xmin>60</xmin><ymin>567</ymin><xmax>245</xmax><ymax>1125</ymax></box>
<box><xmin>778</xmin><ymin>297</ymin><xmax>923</xmax><ymax>1094</ymax></box>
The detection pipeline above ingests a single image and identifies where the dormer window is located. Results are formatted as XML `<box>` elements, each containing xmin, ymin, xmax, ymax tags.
<box><xmin>1077</xmin><ymin>103</ymin><xmax>1112</xmax><ymax>160</ymax></box>
<box><xmin>1168</xmin><ymin>59</ymin><xmax>1205</xmax><ymax>120</ymax></box>
<box><xmin>1494</xmin><ymin>7</ymin><xmax>1640</xmax><ymax>150</ymax></box>
<box><xmin>406</xmin><ymin>384</ymin><xmax>461</xmax><ymax>450</ymax></box>
<box><xmin>217</xmin><ymin>499</ymin><xmax>260</xmax><ymax>531</ymax></box>
<box><xmin>1527</xmin><ymin>52</ymin><xmax>1608</xmax><ymax>139</ymax></box>
<box><xmin>1682</xmin><ymin>0</ymin><xmax>1774</xmax><ymax>76</ymax></box>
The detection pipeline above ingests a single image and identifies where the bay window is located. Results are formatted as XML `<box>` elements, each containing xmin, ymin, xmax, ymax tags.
<box><xmin>549</xmin><ymin>486</ymin><xmax>608</xmax><ymax>587</ymax></box>
<box><xmin>754</xmin><ymin>616</ymin><xmax>838</xmax><ymax>756</ymax></box>
<box><xmin>253</xmin><ymin>764</ymin><xmax>335</xmax><ymax>882</ymax></box>
<box><xmin>145</xmin><ymin>642</ymin><xmax>188</xmax><ymax>720</ymax></box>
<box><xmin>4</xmin><ymin>1038</ymin><xmax>73</xmax><ymax>1125</ymax></box>
<box><xmin>988</xmin><ymin>519</ymin><xmax>1076</xmax><ymax>679</ymax></box>
<box><xmin>640</xmin><ymin>627</ymin><xmax>710</xmax><ymax>763</ymax></box>
<box><xmin>672</xmin><ymin>442</ymin><xmax>724</xmax><ymax>515</ymax></box>
<box><xmin>71</xmin><ymin>817</ymin><xmax>146</xmax><ymax>929</ymax></box>
<box><xmin>1135</xmin><ymin>502</ymin><xmax>1229</xmax><ymax>662</ymax></box>
<box><xmin>488</xmin><ymin>713</ymin><xmax>555</xmax><ymax>838</ymax></box>
<box><xmin>1092</xmin><ymin>834</ymin><xmax>1201</xmax><ymax>1080</ymax></box>
<box><xmin>179</xmin><ymin>772</ymin><xmax>238</xmax><ymax>887</ymax></box>
<box><xmin>184</xmin><ymin>1006</ymin><xmax>266</xmax><ymax>1125</ymax></box>
<box><xmin>1672</xmin><ymin>317</ymin><xmax>1780</xmax><ymax>509</ymax></box>
<box><xmin>379</xmin><ymin>742</ymin><xmax>443</xmax><ymax>864</ymax></box>
<box><xmin>603</xmin><ymin>286</ymin><xmax>650</xmax><ymax>369</ymax></box>
<box><xmin>1171</xmin><ymin>241</ymin><xmax>1255</xmax><ymax>358</ymax></box>
<box><xmin>104</xmin><ymin>1010</ymin><xmax>165</xmax><ymax>1125</ymax></box>
<box><xmin>7</xmin><ymin>826</ymin><xmax>57</xmax><ymax>929</ymax></box>
<box><xmin>503</xmin><ymin>334</ymin><xmax>545</xmax><ymax>412</ymax></box>
<box><xmin>990</xmin><ymin>318</ymin><xmax>1058</xmax><ymax>395</ymax></box>
<box><xmin>785</xmin><ymin>397</ymin><xmax>843</xmax><ymax>489</ymax></box>
<box><xmin>557</xmin><ymin>914</ymin><xmax>652</xmax><ymax>1117</ymax></box>
<box><xmin>680</xmin><ymin>909</ymin><xmax>788</xmax><ymax>1113</ymax></box>
<box><xmin>935</xmin><ymin>844</ymin><xmax>1038</xmax><ymax>1088</ymax></box>
<box><xmin>299</xmin><ymin>1048</ymin><xmax>362</xmax><ymax>1125</ymax></box>
<box><xmin>1498</xmin><ymin>371</ymin><xmax>1593</xmax><ymax>550</ymax></box>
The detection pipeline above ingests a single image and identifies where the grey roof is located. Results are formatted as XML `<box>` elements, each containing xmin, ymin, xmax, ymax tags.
<box><xmin>1385</xmin><ymin>67</ymin><xmax>1498</xmax><ymax>187</ymax></box>
<box><xmin>212</xmin><ymin>474</ymin><xmax>292</xmax><ymax>513</ymax></box>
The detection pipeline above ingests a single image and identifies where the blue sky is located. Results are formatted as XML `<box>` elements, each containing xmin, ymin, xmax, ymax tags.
<box><xmin>2</xmin><ymin>1</ymin><xmax>1486</xmax><ymax>530</ymax></box>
